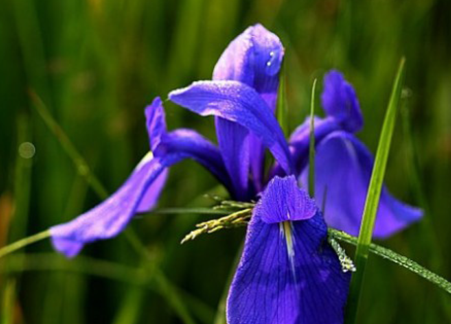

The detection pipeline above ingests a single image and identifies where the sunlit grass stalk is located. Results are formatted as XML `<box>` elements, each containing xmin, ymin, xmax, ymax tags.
<box><xmin>1</xmin><ymin>280</ymin><xmax>16</xmax><ymax>324</ymax></box>
<box><xmin>277</xmin><ymin>60</ymin><xmax>289</xmax><ymax>136</ymax></box>
<box><xmin>0</xmin><ymin>230</ymin><xmax>51</xmax><ymax>259</ymax></box>
<box><xmin>345</xmin><ymin>58</ymin><xmax>406</xmax><ymax>323</ymax></box>
<box><xmin>1</xmin><ymin>252</ymin><xmax>214</xmax><ymax>322</ymax></box>
<box><xmin>308</xmin><ymin>78</ymin><xmax>317</xmax><ymax>198</ymax></box>
<box><xmin>30</xmin><ymin>91</ymin><xmax>109</xmax><ymax>200</ymax></box>
<box><xmin>9</xmin><ymin>114</ymin><xmax>33</xmax><ymax>243</ymax></box>
<box><xmin>330</xmin><ymin>229</ymin><xmax>451</xmax><ymax>294</ymax></box>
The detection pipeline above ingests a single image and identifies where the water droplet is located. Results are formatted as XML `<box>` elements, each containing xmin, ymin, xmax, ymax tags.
<box><xmin>18</xmin><ymin>142</ymin><xmax>35</xmax><ymax>159</ymax></box>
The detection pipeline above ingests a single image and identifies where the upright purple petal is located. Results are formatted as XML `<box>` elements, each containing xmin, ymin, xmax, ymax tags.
<box><xmin>169</xmin><ymin>81</ymin><xmax>294</xmax><ymax>175</ymax></box>
<box><xmin>227</xmin><ymin>176</ymin><xmax>350</xmax><ymax>324</ymax></box>
<box><xmin>213</xmin><ymin>24</ymin><xmax>284</xmax><ymax>197</ymax></box>
<box><xmin>321</xmin><ymin>70</ymin><xmax>363</xmax><ymax>133</ymax></box>
<box><xmin>214</xmin><ymin>119</ymin><xmax>252</xmax><ymax>199</ymax></box>
<box><xmin>213</xmin><ymin>23</ymin><xmax>284</xmax><ymax>111</ymax></box>
<box><xmin>300</xmin><ymin>131</ymin><xmax>423</xmax><ymax>238</ymax></box>
<box><xmin>145</xmin><ymin>97</ymin><xmax>167</xmax><ymax>152</ymax></box>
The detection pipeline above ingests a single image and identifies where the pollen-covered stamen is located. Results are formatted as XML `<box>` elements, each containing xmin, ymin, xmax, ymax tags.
<box><xmin>280</xmin><ymin>220</ymin><xmax>296</xmax><ymax>279</ymax></box>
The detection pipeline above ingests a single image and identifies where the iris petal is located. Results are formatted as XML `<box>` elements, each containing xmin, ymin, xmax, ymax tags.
<box><xmin>214</xmin><ymin>119</ymin><xmax>251</xmax><ymax>199</ymax></box>
<box><xmin>213</xmin><ymin>23</ymin><xmax>284</xmax><ymax>111</ymax></box>
<box><xmin>227</xmin><ymin>176</ymin><xmax>350</xmax><ymax>324</ymax></box>
<box><xmin>213</xmin><ymin>24</ymin><xmax>284</xmax><ymax>194</ymax></box>
<box><xmin>288</xmin><ymin>116</ymin><xmax>340</xmax><ymax>175</ymax></box>
<box><xmin>169</xmin><ymin>80</ymin><xmax>294</xmax><ymax>175</ymax></box>
<box><xmin>256</xmin><ymin>176</ymin><xmax>317</xmax><ymax>223</ymax></box>
<box><xmin>50</xmin><ymin>156</ymin><xmax>167</xmax><ymax>257</ymax></box>
<box><xmin>50</xmin><ymin>99</ymin><xmax>230</xmax><ymax>257</ymax></box>
<box><xmin>321</xmin><ymin>70</ymin><xmax>363</xmax><ymax>133</ymax></box>
<box><xmin>300</xmin><ymin>131</ymin><xmax>423</xmax><ymax>238</ymax></box>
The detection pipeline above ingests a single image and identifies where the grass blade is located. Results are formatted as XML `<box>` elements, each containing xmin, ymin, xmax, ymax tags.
<box><xmin>30</xmin><ymin>93</ymin><xmax>197</xmax><ymax>324</ymax></box>
<box><xmin>308</xmin><ymin>78</ymin><xmax>317</xmax><ymax>198</ymax></box>
<box><xmin>345</xmin><ymin>58</ymin><xmax>406</xmax><ymax>323</ymax></box>
<box><xmin>0</xmin><ymin>230</ymin><xmax>51</xmax><ymax>259</ymax></box>
<box><xmin>276</xmin><ymin>61</ymin><xmax>288</xmax><ymax>136</ymax></box>
<box><xmin>330</xmin><ymin>229</ymin><xmax>451</xmax><ymax>295</ymax></box>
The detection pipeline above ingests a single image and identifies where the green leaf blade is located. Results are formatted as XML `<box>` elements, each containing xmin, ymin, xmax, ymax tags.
<box><xmin>345</xmin><ymin>58</ymin><xmax>406</xmax><ymax>323</ymax></box>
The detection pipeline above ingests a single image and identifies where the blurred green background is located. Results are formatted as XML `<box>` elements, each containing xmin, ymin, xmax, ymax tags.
<box><xmin>0</xmin><ymin>0</ymin><xmax>450</xmax><ymax>323</ymax></box>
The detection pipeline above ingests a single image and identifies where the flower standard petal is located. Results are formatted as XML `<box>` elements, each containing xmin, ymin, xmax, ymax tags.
<box><xmin>300</xmin><ymin>131</ymin><xmax>423</xmax><ymax>238</ymax></box>
<box><xmin>227</xmin><ymin>176</ymin><xmax>350</xmax><ymax>324</ymax></box>
<box><xmin>321</xmin><ymin>70</ymin><xmax>363</xmax><ymax>133</ymax></box>
<box><xmin>213</xmin><ymin>23</ymin><xmax>284</xmax><ymax>110</ymax></box>
<box><xmin>213</xmin><ymin>24</ymin><xmax>284</xmax><ymax>195</ymax></box>
<box><xmin>169</xmin><ymin>80</ymin><xmax>294</xmax><ymax>176</ymax></box>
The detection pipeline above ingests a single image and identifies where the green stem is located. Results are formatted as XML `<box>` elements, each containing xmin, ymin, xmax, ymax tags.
<box><xmin>30</xmin><ymin>92</ymin><xmax>197</xmax><ymax>324</ymax></box>
<box><xmin>345</xmin><ymin>58</ymin><xmax>406</xmax><ymax>323</ymax></box>
<box><xmin>29</xmin><ymin>90</ymin><xmax>109</xmax><ymax>200</ymax></box>
<box><xmin>329</xmin><ymin>229</ymin><xmax>451</xmax><ymax>295</ymax></box>
<box><xmin>308</xmin><ymin>78</ymin><xmax>317</xmax><ymax>198</ymax></box>
<box><xmin>276</xmin><ymin>60</ymin><xmax>289</xmax><ymax>137</ymax></box>
<box><xmin>0</xmin><ymin>230</ymin><xmax>51</xmax><ymax>259</ymax></box>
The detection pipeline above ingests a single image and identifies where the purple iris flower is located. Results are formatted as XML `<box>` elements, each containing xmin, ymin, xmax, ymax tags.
<box><xmin>49</xmin><ymin>23</ymin><xmax>421</xmax><ymax>323</ymax></box>
<box><xmin>290</xmin><ymin>70</ymin><xmax>423</xmax><ymax>238</ymax></box>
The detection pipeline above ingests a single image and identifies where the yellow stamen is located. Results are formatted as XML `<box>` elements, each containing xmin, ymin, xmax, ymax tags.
<box><xmin>281</xmin><ymin>221</ymin><xmax>296</xmax><ymax>280</ymax></box>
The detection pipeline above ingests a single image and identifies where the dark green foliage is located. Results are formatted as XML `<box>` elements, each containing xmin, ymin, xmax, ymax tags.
<box><xmin>0</xmin><ymin>0</ymin><xmax>450</xmax><ymax>323</ymax></box>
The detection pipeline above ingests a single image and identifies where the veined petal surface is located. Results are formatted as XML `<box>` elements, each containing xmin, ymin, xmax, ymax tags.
<box><xmin>300</xmin><ymin>131</ymin><xmax>423</xmax><ymax>238</ymax></box>
<box><xmin>169</xmin><ymin>81</ymin><xmax>294</xmax><ymax>176</ymax></box>
<box><xmin>227</xmin><ymin>176</ymin><xmax>350</xmax><ymax>324</ymax></box>
<box><xmin>213</xmin><ymin>24</ymin><xmax>284</xmax><ymax>194</ymax></box>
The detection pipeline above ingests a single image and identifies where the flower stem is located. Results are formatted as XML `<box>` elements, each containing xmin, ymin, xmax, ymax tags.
<box><xmin>0</xmin><ymin>230</ymin><xmax>50</xmax><ymax>259</ymax></box>
<box><xmin>345</xmin><ymin>58</ymin><xmax>406</xmax><ymax>323</ymax></box>
<box><xmin>308</xmin><ymin>78</ymin><xmax>317</xmax><ymax>198</ymax></box>
<box><xmin>329</xmin><ymin>229</ymin><xmax>451</xmax><ymax>295</ymax></box>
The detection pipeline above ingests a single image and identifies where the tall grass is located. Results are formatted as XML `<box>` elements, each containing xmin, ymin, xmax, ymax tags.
<box><xmin>0</xmin><ymin>0</ymin><xmax>450</xmax><ymax>323</ymax></box>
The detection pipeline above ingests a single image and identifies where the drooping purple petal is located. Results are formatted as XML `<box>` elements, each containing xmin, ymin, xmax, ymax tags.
<box><xmin>136</xmin><ymin>165</ymin><xmax>168</xmax><ymax>213</ymax></box>
<box><xmin>50</xmin><ymin>99</ymin><xmax>231</xmax><ymax>257</ymax></box>
<box><xmin>321</xmin><ymin>70</ymin><xmax>363</xmax><ymax>133</ymax></box>
<box><xmin>162</xmin><ymin>129</ymin><xmax>232</xmax><ymax>191</ymax></box>
<box><xmin>300</xmin><ymin>131</ymin><xmax>423</xmax><ymax>238</ymax></box>
<box><xmin>147</xmin><ymin>97</ymin><xmax>231</xmax><ymax>189</ymax></box>
<box><xmin>169</xmin><ymin>80</ymin><xmax>294</xmax><ymax>175</ymax></box>
<box><xmin>213</xmin><ymin>24</ymin><xmax>284</xmax><ymax>194</ymax></box>
<box><xmin>50</xmin><ymin>156</ymin><xmax>167</xmax><ymax>257</ymax></box>
<box><xmin>227</xmin><ymin>176</ymin><xmax>350</xmax><ymax>324</ymax></box>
